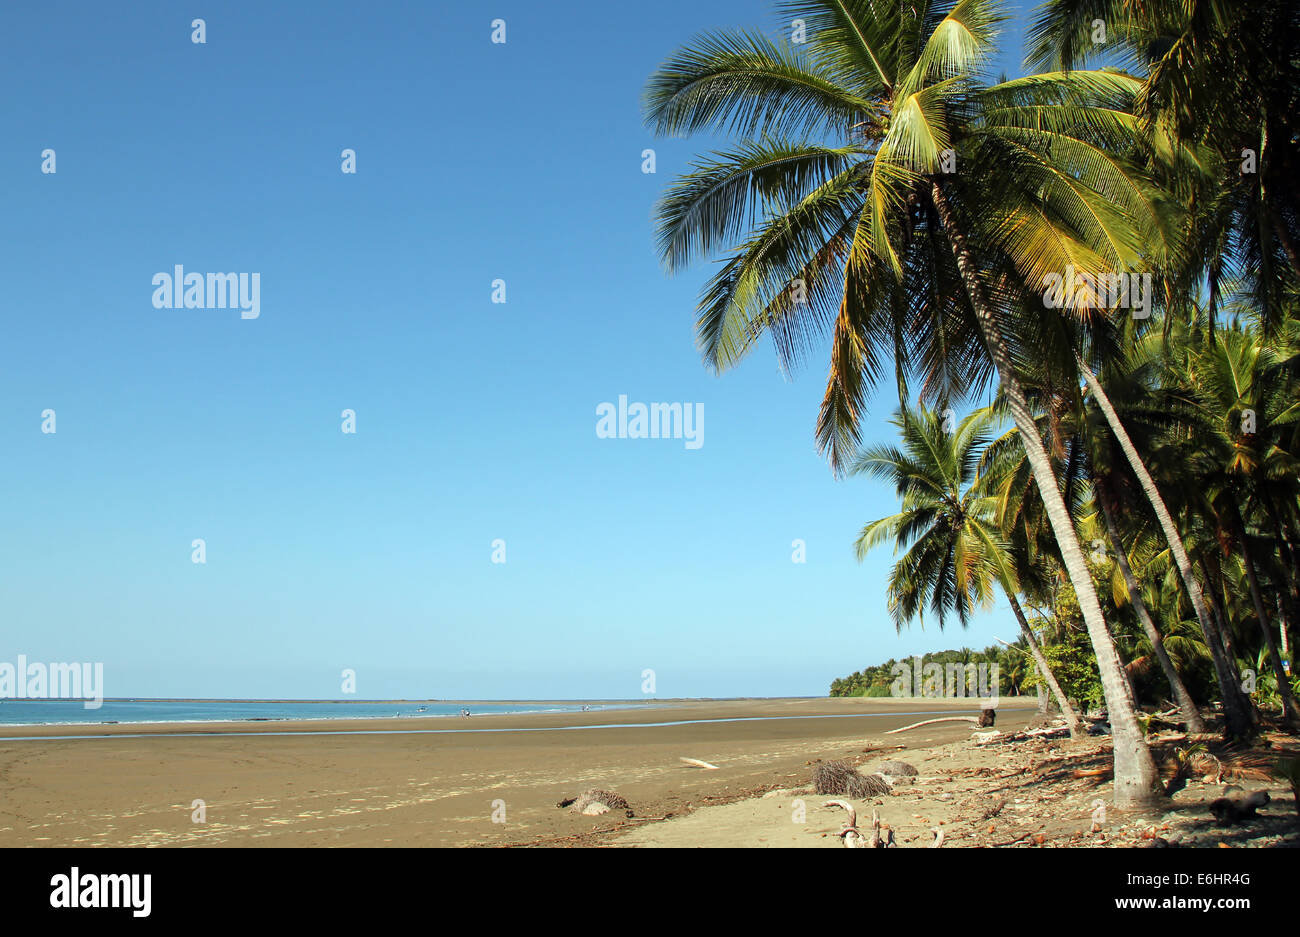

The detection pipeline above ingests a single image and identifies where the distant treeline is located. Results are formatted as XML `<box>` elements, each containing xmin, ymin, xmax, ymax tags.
<box><xmin>830</xmin><ymin>646</ymin><xmax>1028</xmax><ymax>698</ymax></box>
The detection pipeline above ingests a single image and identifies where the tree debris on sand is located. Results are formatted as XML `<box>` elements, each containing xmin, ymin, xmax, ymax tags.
<box><xmin>604</xmin><ymin>726</ymin><xmax>1300</xmax><ymax>848</ymax></box>
<box><xmin>871</xmin><ymin>760</ymin><xmax>918</xmax><ymax>778</ymax></box>
<box><xmin>1209</xmin><ymin>790</ymin><xmax>1270</xmax><ymax>826</ymax></box>
<box><xmin>812</xmin><ymin>760</ymin><xmax>891</xmax><ymax>798</ymax></box>
<box><xmin>886</xmin><ymin>710</ymin><xmax>995</xmax><ymax>735</ymax></box>
<box><xmin>824</xmin><ymin>801</ymin><xmax>896</xmax><ymax>847</ymax></box>
<box><xmin>558</xmin><ymin>790</ymin><xmax>632</xmax><ymax>817</ymax></box>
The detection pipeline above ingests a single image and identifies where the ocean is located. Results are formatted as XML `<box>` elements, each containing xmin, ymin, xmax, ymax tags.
<box><xmin>0</xmin><ymin>699</ymin><xmax>629</xmax><ymax>726</ymax></box>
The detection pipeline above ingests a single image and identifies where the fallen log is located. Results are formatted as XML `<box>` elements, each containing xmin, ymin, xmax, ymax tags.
<box><xmin>886</xmin><ymin>716</ymin><xmax>982</xmax><ymax>735</ymax></box>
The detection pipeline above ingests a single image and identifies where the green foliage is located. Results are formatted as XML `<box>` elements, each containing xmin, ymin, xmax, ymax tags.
<box><xmin>643</xmin><ymin>0</ymin><xmax>1172</xmax><ymax>474</ymax></box>
<box><xmin>852</xmin><ymin>404</ymin><xmax>1017</xmax><ymax>631</ymax></box>
<box><xmin>1250</xmin><ymin>648</ymin><xmax>1300</xmax><ymax>712</ymax></box>
<box><xmin>1023</xmin><ymin>630</ymin><xmax>1105</xmax><ymax>710</ymax></box>
<box><xmin>650</xmin><ymin>0</ymin><xmax>1300</xmax><ymax>734</ymax></box>
<box><xmin>830</xmin><ymin>645</ymin><xmax>1025</xmax><ymax>698</ymax></box>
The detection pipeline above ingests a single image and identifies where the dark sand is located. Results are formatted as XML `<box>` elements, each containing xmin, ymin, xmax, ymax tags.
<box><xmin>0</xmin><ymin>697</ymin><xmax>1034</xmax><ymax>847</ymax></box>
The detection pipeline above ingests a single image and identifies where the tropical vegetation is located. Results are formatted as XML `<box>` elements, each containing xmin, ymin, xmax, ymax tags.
<box><xmin>645</xmin><ymin>0</ymin><xmax>1299</xmax><ymax>809</ymax></box>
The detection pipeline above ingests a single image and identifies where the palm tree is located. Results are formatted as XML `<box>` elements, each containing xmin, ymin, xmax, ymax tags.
<box><xmin>971</xmin><ymin>333</ymin><xmax>1210</xmax><ymax>730</ymax></box>
<box><xmin>851</xmin><ymin>404</ymin><xmax>1085</xmax><ymax>736</ymax></box>
<box><xmin>1094</xmin><ymin>479</ymin><xmax>1205</xmax><ymax>731</ymax></box>
<box><xmin>1077</xmin><ymin>334</ymin><xmax>1256</xmax><ymax>737</ymax></box>
<box><xmin>1161</xmin><ymin>321</ymin><xmax>1300</xmax><ymax>726</ymax></box>
<box><xmin>644</xmin><ymin>0</ymin><xmax>1163</xmax><ymax>805</ymax></box>
<box><xmin>976</xmin><ymin>373</ymin><xmax>1208</xmax><ymax>729</ymax></box>
<box><xmin>1077</xmin><ymin>357</ymin><xmax>1236</xmax><ymax>733</ymax></box>
<box><xmin>1029</xmin><ymin>0</ymin><xmax>1299</xmax><ymax>734</ymax></box>
<box><xmin>1028</xmin><ymin>0</ymin><xmax>1300</xmax><ymax>313</ymax></box>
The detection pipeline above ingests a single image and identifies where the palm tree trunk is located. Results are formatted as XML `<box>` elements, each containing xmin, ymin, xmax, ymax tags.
<box><xmin>1076</xmin><ymin>359</ymin><xmax>1253</xmax><ymax>739</ymax></box>
<box><xmin>1197</xmin><ymin>554</ymin><xmax>1259</xmax><ymax>726</ymax></box>
<box><xmin>1224</xmin><ymin>498</ymin><xmax>1300</xmax><ymax>727</ymax></box>
<box><xmin>1258</xmin><ymin>490</ymin><xmax>1299</xmax><ymax>675</ymax></box>
<box><xmin>1200</xmin><ymin>555</ymin><xmax>1237</xmax><ymax>660</ymax></box>
<box><xmin>931</xmin><ymin>181</ymin><xmax>1161</xmax><ymax>808</ymax></box>
<box><xmin>1269</xmin><ymin>206</ymin><xmax>1300</xmax><ymax>281</ymax></box>
<box><xmin>1006</xmin><ymin>591</ymin><xmax>1084</xmax><ymax>738</ymax></box>
<box><xmin>1276</xmin><ymin>595</ymin><xmax>1292</xmax><ymax>672</ymax></box>
<box><xmin>1097</xmin><ymin>491</ymin><xmax>1206</xmax><ymax>732</ymax></box>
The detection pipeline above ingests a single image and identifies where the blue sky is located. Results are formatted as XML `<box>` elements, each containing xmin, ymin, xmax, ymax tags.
<box><xmin>0</xmin><ymin>1</ymin><xmax>1036</xmax><ymax>700</ymax></box>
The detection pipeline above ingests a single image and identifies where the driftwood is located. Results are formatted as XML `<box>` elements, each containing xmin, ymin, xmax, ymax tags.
<box><xmin>824</xmin><ymin>801</ymin><xmax>894</xmax><ymax>848</ymax></box>
<box><xmin>871</xmin><ymin>810</ymin><xmax>895</xmax><ymax>847</ymax></box>
<box><xmin>679</xmin><ymin>757</ymin><xmax>720</xmax><ymax>770</ymax></box>
<box><xmin>886</xmin><ymin>709</ymin><xmax>996</xmax><ymax>735</ymax></box>
<box><xmin>975</xmin><ymin>723</ymin><xmax>1070</xmax><ymax>745</ymax></box>
<box><xmin>824</xmin><ymin>800</ymin><xmax>862</xmax><ymax>847</ymax></box>
<box><xmin>886</xmin><ymin>715</ymin><xmax>981</xmax><ymax>734</ymax></box>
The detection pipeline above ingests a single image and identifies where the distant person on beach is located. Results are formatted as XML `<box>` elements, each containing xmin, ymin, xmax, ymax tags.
<box><xmin>459</xmin><ymin>708</ymin><xmax>470</xmax><ymax>718</ymax></box>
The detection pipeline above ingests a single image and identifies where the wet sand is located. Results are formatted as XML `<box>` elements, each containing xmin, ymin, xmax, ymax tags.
<box><xmin>0</xmin><ymin>697</ymin><xmax>1035</xmax><ymax>847</ymax></box>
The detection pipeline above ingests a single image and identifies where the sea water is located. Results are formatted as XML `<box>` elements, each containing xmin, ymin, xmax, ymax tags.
<box><xmin>0</xmin><ymin>699</ymin><xmax>624</xmax><ymax>726</ymax></box>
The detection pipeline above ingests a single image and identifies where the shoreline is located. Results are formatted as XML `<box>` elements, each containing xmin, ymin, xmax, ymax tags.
<box><xmin>0</xmin><ymin>697</ymin><xmax>1035</xmax><ymax>847</ymax></box>
<box><xmin>0</xmin><ymin>698</ymin><xmax>665</xmax><ymax>732</ymax></box>
<box><xmin>0</xmin><ymin>696</ymin><xmax>1019</xmax><ymax>737</ymax></box>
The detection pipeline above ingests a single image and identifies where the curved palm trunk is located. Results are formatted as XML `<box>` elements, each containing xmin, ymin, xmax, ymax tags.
<box><xmin>1199</xmin><ymin>555</ymin><xmax>1237</xmax><ymax>659</ymax></box>
<box><xmin>1224</xmin><ymin>499</ymin><xmax>1300</xmax><ymax>727</ymax></box>
<box><xmin>1077</xmin><ymin>360</ymin><xmax>1254</xmax><ymax>739</ymax></box>
<box><xmin>1097</xmin><ymin>492</ymin><xmax>1206</xmax><ymax>733</ymax></box>
<box><xmin>931</xmin><ymin>181</ymin><xmax>1161</xmax><ymax>808</ymax></box>
<box><xmin>1198</xmin><ymin>554</ymin><xmax>1259</xmax><ymax>726</ymax></box>
<box><xmin>1006</xmin><ymin>591</ymin><xmax>1084</xmax><ymax>738</ymax></box>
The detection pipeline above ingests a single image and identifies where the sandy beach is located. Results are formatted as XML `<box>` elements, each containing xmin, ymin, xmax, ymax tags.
<box><xmin>0</xmin><ymin>697</ymin><xmax>1035</xmax><ymax>847</ymax></box>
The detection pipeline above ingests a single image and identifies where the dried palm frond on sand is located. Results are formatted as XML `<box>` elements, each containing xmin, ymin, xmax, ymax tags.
<box><xmin>557</xmin><ymin>789</ymin><xmax>631</xmax><ymax>816</ymax></box>
<box><xmin>812</xmin><ymin>760</ymin><xmax>891</xmax><ymax>798</ymax></box>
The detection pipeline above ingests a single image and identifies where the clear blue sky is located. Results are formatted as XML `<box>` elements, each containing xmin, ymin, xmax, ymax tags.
<box><xmin>0</xmin><ymin>1</ymin><xmax>1035</xmax><ymax>700</ymax></box>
